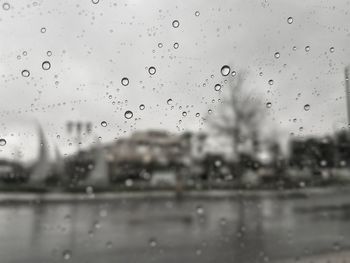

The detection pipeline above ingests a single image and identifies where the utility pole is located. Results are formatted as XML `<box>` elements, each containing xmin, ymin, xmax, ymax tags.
<box><xmin>345</xmin><ymin>66</ymin><xmax>350</xmax><ymax>128</ymax></box>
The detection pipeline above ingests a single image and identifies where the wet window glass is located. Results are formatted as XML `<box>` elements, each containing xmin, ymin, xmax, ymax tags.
<box><xmin>0</xmin><ymin>0</ymin><xmax>350</xmax><ymax>262</ymax></box>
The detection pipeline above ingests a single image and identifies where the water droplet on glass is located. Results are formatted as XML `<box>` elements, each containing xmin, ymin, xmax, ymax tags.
<box><xmin>148</xmin><ymin>66</ymin><xmax>156</xmax><ymax>75</ymax></box>
<box><xmin>121</xmin><ymin>77</ymin><xmax>129</xmax><ymax>86</ymax></box>
<box><xmin>231</xmin><ymin>70</ymin><xmax>237</xmax><ymax>77</ymax></box>
<box><xmin>274</xmin><ymin>52</ymin><xmax>280</xmax><ymax>59</ymax></box>
<box><xmin>266</xmin><ymin>102</ymin><xmax>272</xmax><ymax>108</ymax></box>
<box><xmin>94</xmin><ymin>221</ymin><xmax>101</xmax><ymax>229</ymax></box>
<box><xmin>195</xmin><ymin>11</ymin><xmax>200</xmax><ymax>16</ymax></box>
<box><xmin>106</xmin><ymin>241</ymin><xmax>113</xmax><ymax>249</ymax></box>
<box><xmin>214</xmin><ymin>84</ymin><xmax>222</xmax><ymax>91</ymax></box>
<box><xmin>47</xmin><ymin>51</ymin><xmax>52</xmax><ymax>56</ymax></box>
<box><xmin>182</xmin><ymin>111</ymin><xmax>187</xmax><ymax>117</ymax></box>
<box><xmin>21</xmin><ymin>70</ymin><xmax>30</xmax><ymax>77</ymax></box>
<box><xmin>172</xmin><ymin>20</ymin><xmax>180</xmax><ymax>28</ymax></box>
<box><xmin>167</xmin><ymin>98</ymin><xmax>173</xmax><ymax>105</ymax></box>
<box><xmin>124</xmin><ymin>110</ymin><xmax>133</xmax><ymax>119</ymax></box>
<box><xmin>42</xmin><ymin>61</ymin><xmax>51</xmax><ymax>70</ymax></box>
<box><xmin>220</xmin><ymin>65</ymin><xmax>230</xmax><ymax>76</ymax></box>
<box><xmin>139</xmin><ymin>104</ymin><xmax>145</xmax><ymax>110</ymax></box>
<box><xmin>196</xmin><ymin>205</ymin><xmax>204</xmax><ymax>215</ymax></box>
<box><xmin>220</xmin><ymin>218</ymin><xmax>227</xmax><ymax>226</ymax></box>
<box><xmin>268</xmin><ymin>79</ymin><xmax>274</xmax><ymax>85</ymax></box>
<box><xmin>173</xmin><ymin>42</ymin><xmax>179</xmax><ymax>49</ymax></box>
<box><xmin>2</xmin><ymin>3</ymin><xmax>10</xmax><ymax>10</ymax></box>
<box><xmin>329</xmin><ymin>47</ymin><xmax>335</xmax><ymax>53</ymax></box>
<box><xmin>92</xmin><ymin>0</ymin><xmax>99</xmax><ymax>4</ymax></box>
<box><xmin>0</xmin><ymin>139</ymin><xmax>6</xmax><ymax>146</ymax></box>
<box><xmin>305</xmin><ymin>46</ymin><xmax>310</xmax><ymax>52</ymax></box>
<box><xmin>195</xmin><ymin>113</ymin><xmax>200</xmax><ymax>117</ymax></box>
<box><xmin>101</xmin><ymin>121</ymin><xmax>107</xmax><ymax>127</ymax></box>
<box><xmin>196</xmin><ymin>249</ymin><xmax>202</xmax><ymax>255</ymax></box>
<box><xmin>304</xmin><ymin>104</ymin><xmax>310</xmax><ymax>111</ymax></box>
<box><xmin>40</xmin><ymin>27</ymin><xmax>46</xmax><ymax>33</ymax></box>
<box><xmin>62</xmin><ymin>250</ymin><xmax>72</xmax><ymax>260</ymax></box>
<box><xmin>287</xmin><ymin>17</ymin><xmax>293</xmax><ymax>24</ymax></box>
<box><xmin>149</xmin><ymin>238</ymin><xmax>157</xmax><ymax>247</ymax></box>
<box><xmin>125</xmin><ymin>178</ymin><xmax>133</xmax><ymax>187</ymax></box>
<box><xmin>86</xmin><ymin>186</ymin><xmax>94</xmax><ymax>195</ymax></box>
<box><xmin>158</xmin><ymin>43</ymin><xmax>163</xmax><ymax>48</ymax></box>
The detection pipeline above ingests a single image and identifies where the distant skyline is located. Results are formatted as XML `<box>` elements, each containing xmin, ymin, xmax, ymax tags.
<box><xmin>1</xmin><ymin>0</ymin><xmax>350</xmax><ymax>161</ymax></box>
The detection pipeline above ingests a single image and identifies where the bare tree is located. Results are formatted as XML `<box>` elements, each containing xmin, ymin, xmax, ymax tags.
<box><xmin>209</xmin><ymin>72</ymin><xmax>265</xmax><ymax>163</ymax></box>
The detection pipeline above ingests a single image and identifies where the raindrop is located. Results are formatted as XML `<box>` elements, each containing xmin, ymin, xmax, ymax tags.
<box><xmin>167</xmin><ymin>99</ymin><xmax>173</xmax><ymax>105</ymax></box>
<box><xmin>231</xmin><ymin>71</ymin><xmax>237</xmax><ymax>77</ymax></box>
<box><xmin>40</xmin><ymin>27</ymin><xmax>46</xmax><ymax>33</ymax></box>
<box><xmin>195</xmin><ymin>11</ymin><xmax>200</xmax><ymax>16</ymax></box>
<box><xmin>94</xmin><ymin>221</ymin><xmax>101</xmax><ymax>229</ymax></box>
<box><xmin>173</xmin><ymin>42</ymin><xmax>179</xmax><ymax>49</ymax></box>
<box><xmin>196</xmin><ymin>205</ymin><xmax>204</xmax><ymax>215</ymax></box>
<box><xmin>2</xmin><ymin>3</ymin><xmax>10</xmax><ymax>10</ymax></box>
<box><xmin>101</xmin><ymin>121</ymin><xmax>107</xmax><ymax>127</ymax></box>
<box><xmin>62</xmin><ymin>250</ymin><xmax>72</xmax><ymax>260</ymax></box>
<box><xmin>266</xmin><ymin>102</ymin><xmax>272</xmax><ymax>108</ymax></box>
<box><xmin>106</xmin><ymin>241</ymin><xmax>113</xmax><ymax>249</ymax></box>
<box><xmin>148</xmin><ymin>66</ymin><xmax>156</xmax><ymax>75</ymax></box>
<box><xmin>195</xmin><ymin>113</ymin><xmax>200</xmax><ymax>117</ymax></box>
<box><xmin>121</xmin><ymin>77</ymin><xmax>129</xmax><ymax>86</ymax></box>
<box><xmin>124</xmin><ymin>110</ymin><xmax>133</xmax><ymax>119</ymax></box>
<box><xmin>274</xmin><ymin>52</ymin><xmax>280</xmax><ymax>59</ymax></box>
<box><xmin>149</xmin><ymin>238</ymin><xmax>157</xmax><ymax>247</ymax></box>
<box><xmin>125</xmin><ymin>178</ymin><xmax>133</xmax><ymax>187</ymax></box>
<box><xmin>182</xmin><ymin>111</ymin><xmax>187</xmax><ymax>117</ymax></box>
<box><xmin>287</xmin><ymin>17</ymin><xmax>293</xmax><ymax>24</ymax></box>
<box><xmin>139</xmin><ymin>104</ymin><xmax>145</xmax><ymax>110</ymax></box>
<box><xmin>158</xmin><ymin>43</ymin><xmax>163</xmax><ymax>48</ymax></box>
<box><xmin>214</xmin><ymin>84</ymin><xmax>222</xmax><ymax>91</ymax></box>
<box><xmin>220</xmin><ymin>65</ymin><xmax>230</xmax><ymax>76</ymax></box>
<box><xmin>42</xmin><ymin>61</ymin><xmax>51</xmax><ymax>70</ymax></box>
<box><xmin>92</xmin><ymin>0</ymin><xmax>99</xmax><ymax>4</ymax></box>
<box><xmin>0</xmin><ymin>139</ymin><xmax>6</xmax><ymax>146</ymax></box>
<box><xmin>268</xmin><ymin>79</ymin><xmax>274</xmax><ymax>85</ymax></box>
<box><xmin>21</xmin><ymin>70</ymin><xmax>30</xmax><ymax>77</ymax></box>
<box><xmin>333</xmin><ymin>242</ymin><xmax>341</xmax><ymax>251</ymax></box>
<box><xmin>172</xmin><ymin>20</ymin><xmax>180</xmax><ymax>28</ymax></box>
<box><xmin>220</xmin><ymin>218</ymin><xmax>227</xmax><ymax>226</ymax></box>
<box><xmin>305</xmin><ymin>46</ymin><xmax>310</xmax><ymax>52</ymax></box>
<box><xmin>304</xmin><ymin>104</ymin><xmax>310</xmax><ymax>111</ymax></box>
<box><xmin>329</xmin><ymin>47</ymin><xmax>335</xmax><ymax>53</ymax></box>
<box><xmin>47</xmin><ymin>51</ymin><xmax>52</xmax><ymax>56</ymax></box>
<box><xmin>86</xmin><ymin>186</ymin><xmax>94</xmax><ymax>195</ymax></box>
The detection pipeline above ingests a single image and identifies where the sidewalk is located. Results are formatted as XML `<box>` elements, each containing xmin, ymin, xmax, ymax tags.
<box><xmin>280</xmin><ymin>251</ymin><xmax>350</xmax><ymax>263</ymax></box>
<box><xmin>0</xmin><ymin>186</ymin><xmax>348</xmax><ymax>203</ymax></box>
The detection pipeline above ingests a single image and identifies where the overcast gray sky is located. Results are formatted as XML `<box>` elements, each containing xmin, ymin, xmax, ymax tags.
<box><xmin>0</xmin><ymin>0</ymin><xmax>350</xmax><ymax>161</ymax></box>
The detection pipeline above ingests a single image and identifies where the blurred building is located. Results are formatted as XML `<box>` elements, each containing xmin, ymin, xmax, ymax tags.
<box><xmin>104</xmin><ymin>130</ymin><xmax>206</xmax><ymax>182</ymax></box>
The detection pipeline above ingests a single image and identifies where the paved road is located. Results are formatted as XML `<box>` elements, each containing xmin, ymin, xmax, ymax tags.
<box><xmin>1</xmin><ymin>188</ymin><xmax>350</xmax><ymax>263</ymax></box>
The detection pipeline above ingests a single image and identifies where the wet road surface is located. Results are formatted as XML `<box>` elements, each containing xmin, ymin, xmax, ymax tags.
<box><xmin>1</xmin><ymin>188</ymin><xmax>350</xmax><ymax>263</ymax></box>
